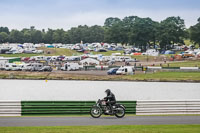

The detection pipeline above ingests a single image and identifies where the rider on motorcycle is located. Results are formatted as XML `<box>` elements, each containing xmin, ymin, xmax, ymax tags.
<box><xmin>104</xmin><ymin>89</ymin><xmax>116</xmax><ymax>114</ymax></box>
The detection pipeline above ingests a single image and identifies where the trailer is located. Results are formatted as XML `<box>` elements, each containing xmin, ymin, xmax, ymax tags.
<box><xmin>61</xmin><ymin>63</ymin><xmax>82</xmax><ymax>71</ymax></box>
<box><xmin>4</xmin><ymin>63</ymin><xmax>21</xmax><ymax>71</ymax></box>
<box><xmin>30</xmin><ymin>63</ymin><xmax>44</xmax><ymax>71</ymax></box>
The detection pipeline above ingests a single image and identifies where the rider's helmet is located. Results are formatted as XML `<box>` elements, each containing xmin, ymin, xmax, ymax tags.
<box><xmin>105</xmin><ymin>89</ymin><xmax>111</xmax><ymax>95</ymax></box>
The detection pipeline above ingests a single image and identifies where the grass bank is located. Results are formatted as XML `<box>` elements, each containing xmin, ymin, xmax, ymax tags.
<box><xmin>0</xmin><ymin>71</ymin><xmax>200</xmax><ymax>82</ymax></box>
<box><xmin>91</xmin><ymin>50</ymin><xmax>124</xmax><ymax>56</ymax></box>
<box><xmin>0</xmin><ymin>48</ymin><xmax>80</xmax><ymax>57</ymax></box>
<box><xmin>0</xmin><ymin>48</ymin><xmax>125</xmax><ymax>57</ymax></box>
<box><xmin>123</xmin><ymin>71</ymin><xmax>200</xmax><ymax>82</ymax></box>
<box><xmin>159</xmin><ymin>60</ymin><xmax>200</xmax><ymax>67</ymax></box>
<box><xmin>0</xmin><ymin>125</ymin><xmax>200</xmax><ymax>133</ymax></box>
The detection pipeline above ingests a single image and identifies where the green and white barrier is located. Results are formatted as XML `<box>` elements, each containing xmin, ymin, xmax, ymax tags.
<box><xmin>136</xmin><ymin>100</ymin><xmax>200</xmax><ymax>115</ymax></box>
<box><xmin>180</xmin><ymin>67</ymin><xmax>199</xmax><ymax>70</ymax></box>
<box><xmin>147</xmin><ymin>66</ymin><xmax>200</xmax><ymax>70</ymax></box>
<box><xmin>1</xmin><ymin>100</ymin><xmax>200</xmax><ymax>116</ymax></box>
<box><xmin>21</xmin><ymin>101</ymin><xmax>137</xmax><ymax>115</ymax></box>
<box><xmin>0</xmin><ymin>101</ymin><xmax>21</xmax><ymax>116</ymax></box>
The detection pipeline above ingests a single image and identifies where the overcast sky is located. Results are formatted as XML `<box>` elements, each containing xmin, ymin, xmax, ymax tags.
<box><xmin>0</xmin><ymin>0</ymin><xmax>200</xmax><ymax>30</ymax></box>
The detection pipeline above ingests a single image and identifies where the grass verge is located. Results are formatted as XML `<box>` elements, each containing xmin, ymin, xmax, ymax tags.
<box><xmin>0</xmin><ymin>125</ymin><xmax>200</xmax><ymax>133</ymax></box>
<box><xmin>123</xmin><ymin>71</ymin><xmax>200</xmax><ymax>82</ymax></box>
<box><xmin>158</xmin><ymin>60</ymin><xmax>200</xmax><ymax>67</ymax></box>
<box><xmin>0</xmin><ymin>48</ymin><xmax>125</xmax><ymax>57</ymax></box>
<box><xmin>0</xmin><ymin>71</ymin><xmax>200</xmax><ymax>82</ymax></box>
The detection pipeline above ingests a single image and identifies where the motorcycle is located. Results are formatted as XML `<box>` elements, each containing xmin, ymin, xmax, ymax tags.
<box><xmin>90</xmin><ymin>99</ymin><xmax>125</xmax><ymax>118</ymax></box>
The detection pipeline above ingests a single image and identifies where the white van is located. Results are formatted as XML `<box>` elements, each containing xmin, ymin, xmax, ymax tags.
<box><xmin>21</xmin><ymin>64</ymin><xmax>32</xmax><ymax>71</ymax></box>
<box><xmin>61</xmin><ymin>63</ymin><xmax>82</xmax><ymax>71</ymax></box>
<box><xmin>0</xmin><ymin>60</ymin><xmax>8</xmax><ymax>70</ymax></box>
<box><xmin>116</xmin><ymin>66</ymin><xmax>135</xmax><ymax>75</ymax></box>
<box><xmin>30</xmin><ymin>63</ymin><xmax>43</xmax><ymax>71</ymax></box>
<box><xmin>4</xmin><ymin>63</ymin><xmax>21</xmax><ymax>71</ymax></box>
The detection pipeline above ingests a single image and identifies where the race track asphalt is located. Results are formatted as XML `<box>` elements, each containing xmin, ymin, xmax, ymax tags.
<box><xmin>0</xmin><ymin>116</ymin><xmax>200</xmax><ymax>127</ymax></box>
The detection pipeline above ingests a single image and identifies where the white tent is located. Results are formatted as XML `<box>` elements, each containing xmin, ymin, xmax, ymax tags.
<box><xmin>80</xmin><ymin>58</ymin><xmax>100</xmax><ymax>65</ymax></box>
<box><xmin>145</xmin><ymin>49</ymin><xmax>159</xmax><ymax>56</ymax></box>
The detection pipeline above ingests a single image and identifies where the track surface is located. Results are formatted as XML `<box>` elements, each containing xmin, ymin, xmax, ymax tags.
<box><xmin>0</xmin><ymin>116</ymin><xmax>200</xmax><ymax>127</ymax></box>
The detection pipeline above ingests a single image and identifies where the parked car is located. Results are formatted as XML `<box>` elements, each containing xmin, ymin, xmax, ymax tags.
<box><xmin>21</xmin><ymin>57</ymin><xmax>30</xmax><ymax>62</ymax></box>
<box><xmin>107</xmin><ymin>68</ymin><xmax>119</xmax><ymax>75</ymax></box>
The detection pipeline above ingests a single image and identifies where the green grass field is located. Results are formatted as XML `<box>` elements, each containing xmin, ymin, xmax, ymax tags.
<box><xmin>131</xmin><ymin>55</ymin><xmax>156</xmax><ymax>61</ymax></box>
<box><xmin>124</xmin><ymin>72</ymin><xmax>200</xmax><ymax>82</ymax></box>
<box><xmin>0</xmin><ymin>53</ymin><xmax>41</xmax><ymax>57</ymax></box>
<box><xmin>91</xmin><ymin>50</ymin><xmax>124</xmax><ymax>56</ymax></box>
<box><xmin>0</xmin><ymin>48</ymin><xmax>125</xmax><ymax>57</ymax></box>
<box><xmin>0</xmin><ymin>125</ymin><xmax>199</xmax><ymax>133</ymax></box>
<box><xmin>160</xmin><ymin>61</ymin><xmax>200</xmax><ymax>67</ymax></box>
<box><xmin>0</xmin><ymin>71</ymin><xmax>200</xmax><ymax>82</ymax></box>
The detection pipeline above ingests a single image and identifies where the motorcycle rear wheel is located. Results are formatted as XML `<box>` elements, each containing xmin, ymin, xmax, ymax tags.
<box><xmin>115</xmin><ymin>106</ymin><xmax>125</xmax><ymax>118</ymax></box>
<box><xmin>90</xmin><ymin>106</ymin><xmax>102</xmax><ymax>118</ymax></box>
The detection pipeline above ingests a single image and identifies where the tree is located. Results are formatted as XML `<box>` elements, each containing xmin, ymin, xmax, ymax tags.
<box><xmin>104</xmin><ymin>17</ymin><xmax>125</xmax><ymax>44</ymax></box>
<box><xmin>121</xmin><ymin>16</ymin><xmax>139</xmax><ymax>45</ymax></box>
<box><xmin>68</xmin><ymin>27</ymin><xmax>82</xmax><ymax>43</ymax></box>
<box><xmin>88</xmin><ymin>25</ymin><xmax>104</xmax><ymax>43</ymax></box>
<box><xmin>190</xmin><ymin>17</ymin><xmax>200</xmax><ymax>47</ymax></box>
<box><xmin>0</xmin><ymin>15</ymin><xmax>194</xmax><ymax>47</ymax></box>
<box><xmin>68</xmin><ymin>25</ymin><xmax>104</xmax><ymax>43</ymax></box>
<box><xmin>104</xmin><ymin>17</ymin><xmax>121</xmax><ymax>27</ymax></box>
<box><xmin>31</xmin><ymin>30</ymin><xmax>43</xmax><ymax>43</ymax></box>
<box><xmin>21</xmin><ymin>28</ymin><xmax>32</xmax><ymax>43</ymax></box>
<box><xmin>104</xmin><ymin>21</ymin><xmax>124</xmax><ymax>43</ymax></box>
<box><xmin>44</xmin><ymin>29</ymin><xmax>54</xmax><ymax>44</ymax></box>
<box><xmin>63</xmin><ymin>32</ymin><xmax>70</xmax><ymax>44</ymax></box>
<box><xmin>0</xmin><ymin>27</ymin><xmax>9</xmax><ymax>34</ymax></box>
<box><xmin>158</xmin><ymin>16</ymin><xmax>186</xmax><ymax>50</ymax></box>
<box><xmin>0</xmin><ymin>32</ymin><xmax>9</xmax><ymax>43</ymax></box>
<box><xmin>52</xmin><ymin>29</ymin><xmax>66</xmax><ymax>43</ymax></box>
<box><xmin>9</xmin><ymin>30</ymin><xmax>24</xmax><ymax>43</ymax></box>
<box><xmin>132</xmin><ymin>17</ymin><xmax>158</xmax><ymax>51</ymax></box>
<box><xmin>120</xmin><ymin>16</ymin><xmax>158</xmax><ymax>51</ymax></box>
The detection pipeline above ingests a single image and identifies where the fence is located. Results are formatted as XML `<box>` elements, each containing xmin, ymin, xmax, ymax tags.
<box><xmin>1</xmin><ymin>100</ymin><xmax>200</xmax><ymax>116</ymax></box>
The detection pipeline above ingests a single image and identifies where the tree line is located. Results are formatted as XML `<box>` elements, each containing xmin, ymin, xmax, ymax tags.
<box><xmin>0</xmin><ymin>16</ymin><xmax>200</xmax><ymax>51</ymax></box>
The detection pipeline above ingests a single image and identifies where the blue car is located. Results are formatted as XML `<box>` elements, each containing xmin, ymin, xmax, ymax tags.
<box><xmin>107</xmin><ymin>68</ymin><xmax>119</xmax><ymax>75</ymax></box>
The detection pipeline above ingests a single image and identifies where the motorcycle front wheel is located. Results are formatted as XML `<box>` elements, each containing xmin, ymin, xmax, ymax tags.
<box><xmin>90</xmin><ymin>106</ymin><xmax>102</xmax><ymax>118</ymax></box>
<box><xmin>115</xmin><ymin>106</ymin><xmax>125</xmax><ymax>118</ymax></box>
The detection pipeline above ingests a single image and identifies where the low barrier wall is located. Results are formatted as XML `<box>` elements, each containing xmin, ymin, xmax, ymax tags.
<box><xmin>0</xmin><ymin>101</ymin><xmax>21</xmax><ymax>116</ymax></box>
<box><xmin>21</xmin><ymin>101</ymin><xmax>96</xmax><ymax>115</ymax></box>
<box><xmin>136</xmin><ymin>100</ymin><xmax>200</xmax><ymax>115</ymax></box>
<box><xmin>21</xmin><ymin>101</ymin><xmax>136</xmax><ymax>115</ymax></box>
<box><xmin>1</xmin><ymin>100</ymin><xmax>200</xmax><ymax>116</ymax></box>
<box><xmin>147</xmin><ymin>67</ymin><xmax>200</xmax><ymax>72</ymax></box>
